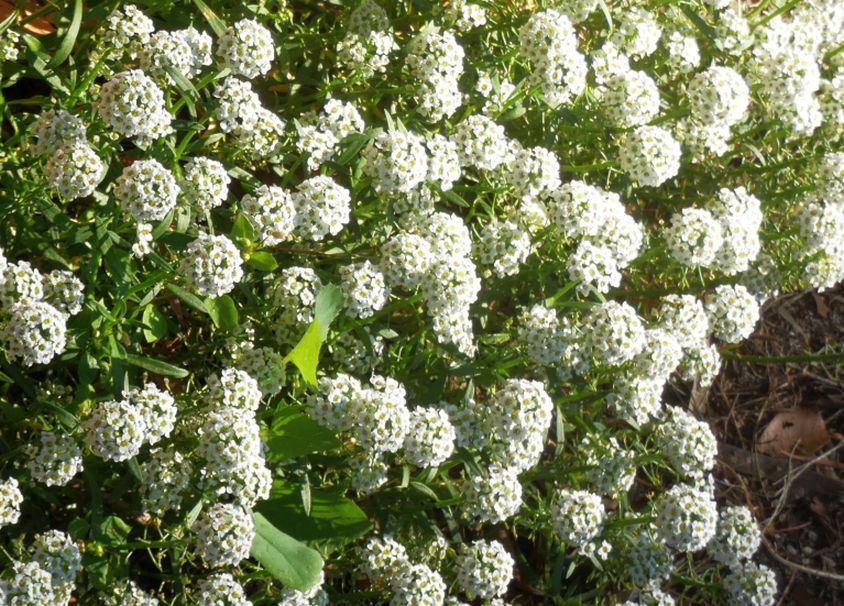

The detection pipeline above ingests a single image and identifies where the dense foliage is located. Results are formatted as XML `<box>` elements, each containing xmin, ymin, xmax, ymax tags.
<box><xmin>0</xmin><ymin>0</ymin><xmax>842</xmax><ymax>604</ymax></box>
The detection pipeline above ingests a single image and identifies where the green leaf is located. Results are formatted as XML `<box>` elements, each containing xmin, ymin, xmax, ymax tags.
<box><xmin>284</xmin><ymin>321</ymin><xmax>322</xmax><ymax>386</ymax></box>
<box><xmin>265</xmin><ymin>406</ymin><xmax>341</xmax><ymax>461</ymax></box>
<box><xmin>120</xmin><ymin>353</ymin><xmax>189</xmax><ymax>379</ymax></box>
<box><xmin>48</xmin><ymin>0</ymin><xmax>82</xmax><ymax>68</ymax></box>
<box><xmin>205</xmin><ymin>295</ymin><xmax>239</xmax><ymax>330</ymax></box>
<box><xmin>283</xmin><ymin>285</ymin><xmax>345</xmax><ymax>386</ymax></box>
<box><xmin>166</xmin><ymin>283</ymin><xmax>208</xmax><ymax>314</ymax></box>
<box><xmin>247</xmin><ymin>251</ymin><xmax>279</xmax><ymax>272</ymax></box>
<box><xmin>142</xmin><ymin>305</ymin><xmax>168</xmax><ymax>343</ymax></box>
<box><xmin>313</xmin><ymin>285</ymin><xmax>345</xmax><ymax>339</ymax></box>
<box><xmin>251</xmin><ymin>512</ymin><xmax>324</xmax><ymax>592</ymax></box>
<box><xmin>191</xmin><ymin>0</ymin><xmax>227</xmax><ymax>36</ymax></box>
<box><xmin>256</xmin><ymin>483</ymin><xmax>370</xmax><ymax>553</ymax></box>
<box><xmin>98</xmin><ymin>516</ymin><xmax>131</xmax><ymax>546</ymax></box>
<box><xmin>230</xmin><ymin>214</ymin><xmax>256</xmax><ymax>245</ymax></box>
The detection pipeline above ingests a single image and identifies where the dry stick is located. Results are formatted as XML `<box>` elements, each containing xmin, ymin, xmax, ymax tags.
<box><xmin>762</xmin><ymin>537</ymin><xmax>844</xmax><ymax>583</ymax></box>
<box><xmin>773</xmin><ymin>441</ymin><xmax>844</xmax><ymax>488</ymax></box>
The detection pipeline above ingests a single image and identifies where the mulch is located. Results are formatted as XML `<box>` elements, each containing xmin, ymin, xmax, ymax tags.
<box><xmin>700</xmin><ymin>286</ymin><xmax>844</xmax><ymax>605</ymax></box>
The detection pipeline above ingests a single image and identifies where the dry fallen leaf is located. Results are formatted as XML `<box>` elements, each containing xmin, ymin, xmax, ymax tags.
<box><xmin>757</xmin><ymin>409</ymin><xmax>830</xmax><ymax>456</ymax></box>
<box><xmin>0</xmin><ymin>0</ymin><xmax>56</xmax><ymax>36</ymax></box>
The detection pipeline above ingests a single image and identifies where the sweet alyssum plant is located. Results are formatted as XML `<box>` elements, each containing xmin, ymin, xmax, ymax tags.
<box><xmin>0</xmin><ymin>0</ymin><xmax>842</xmax><ymax>604</ymax></box>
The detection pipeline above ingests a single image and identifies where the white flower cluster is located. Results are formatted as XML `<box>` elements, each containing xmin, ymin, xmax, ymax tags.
<box><xmin>241</xmin><ymin>184</ymin><xmax>296</xmax><ymax>246</ymax></box>
<box><xmin>141</xmin><ymin>447</ymin><xmax>192</xmax><ymax>514</ymax></box>
<box><xmin>456</xmin><ymin>539</ymin><xmax>513</xmax><ymax>600</ymax></box>
<box><xmin>0</xmin><ymin>257</ymin><xmax>83</xmax><ymax>367</ymax></box>
<box><xmin>584</xmin><ymin>300</ymin><xmax>646</xmax><ymax>367</ymax></box>
<box><xmin>707</xmin><ymin>187</ymin><xmax>764</xmax><ymax>276</ymax></box>
<box><xmin>213</xmin><ymin>77</ymin><xmax>286</xmax><ymax>158</ymax></box>
<box><xmin>665</xmin><ymin>30</ymin><xmax>700</xmax><ymax>74</ymax></box>
<box><xmin>296</xmin><ymin>99</ymin><xmax>365</xmax><ymax>169</ymax></box>
<box><xmin>96</xmin><ymin>70</ymin><xmax>172</xmax><ymax>146</ymax></box>
<box><xmin>625</xmin><ymin>528</ymin><xmax>674</xmax><ymax>589</ymax></box>
<box><xmin>194</xmin><ymin>573</ymin><xmax>251</xmax><ymax>606</ymax></box>
<box><xmin>44</xmin><ymin>142</ymin><xmax>106</xmax><ymax>200</ymax></box>
<box><xmin>751</xmin><ymin>16</ymin><xmax>823</xmax><ymax>137</ymax></box>
<box><xmin>517</xmin><ymin>305</ymin><xmax>586</xmax><ymax>373</ymax></box>
<box><xmin>104</xmin><ymin>579</ymin><xmax>160</xmax><ymax>606</ymax></box>
<box><xmin>682</xmin><ymin>65</ymin><xmax>749</xmax><ymax>157</ymax></box>
<box><xmin>0</xmin><ymin>477</ymin><xmax>23</xmax><ymax>528</ymax></box>
<box><xmin>193</xmin><ymin>502</ymin><xmax>255</xmax><ymax>567</ymax></box>
<box><xmin>272</xmin><ymin>266</ymin><xmax>323</xmax><ymax>343</ymax></box>
<box><xmin>360</xmin><ymin>536</ymin><xmax>446</xmax><ymax>606</ymax></box>
<box><xmin>362</xmin><ymin>128</ymin><xmax>429</xmax><ymax>195</ymax></box>
<box><xmin>618</xmin><ymin>126</ymin><xmax>682</xmax><ymax>187</ymax></box>
<box><xmin>337</xmin><ymin>1</ymin><xmax>396</xmax><ymax>76</ymax></box>
<box><xmin>797</xmin><ymin>159</ymin><xmax>844</xmax><ymax>289</ymax></box>
<box><xmin>404</xmin><ymin>407</ymin><xmax>456</xmax><ymax>468</ymax></box>
<box><xmin>658</xmin><ymin>294</ymin><xmax>721</xmax><ymax>387</ymax></box>
<box><xmin>615</xmin><ymin>589</ymin><xmax>676</xmax><ymax>606</ymax></box>
<box><xmin>179</xmin><ymin>233</ymin><xmax>244</xmax><ymax>297</ymax></box>
<box><xmin>463</xmin><ymin>463</ymin><xmax>523</xmax><ymax>524</ymax></box>
<box><xmin>552</xmin><ymin>488</ymin><xmax>607</xmax><ymax>554</ymax></box>
<box><xmin>452</xmin><ymin>114</ymin><xmax>510</xmax><ymax>171</ymax></box>
<box><xmin>705</xmin><ymin>284</ymin><xmax>760</xmax><ymax>344</ymax></box>
<box><xmin>709</xmin><ymin>505</ymin><xmax>762</xmax><ymax>568</ymax></box>
<box><xmin>406</xmin><ymin>28</ymin><xmax>464</xmax><ymax>121</ymax></box>
<box><xmin>664</xmin><ymin>208</ymin><xmax>724</xmax><ymax>269</ymax></box>
<box><xmin>445</xmin><ymin>0</ymin><xmax>487</xmax><ymax>32</ymax></box>
<box><xmin>181</xmin><ymin>157</ymin><xmax>230</xmax><ymax>211</ymax></box>
<box><xmin>0</xmin><ymin>27</ymin><xmax>20</xmax><ymax>61</ymax></box>
<box><xmin>26</xmin><ymin>431</ymin><xmax>83</xmax><ymax>487</ymax></box>
<box><xmin>0</xmin><ymin>561</ymin><xmax>61</xmax><ymax>605</ymax></box>
<box><xmin>601</xmin><ymin>69</ymin><xmax>661</xmax><ymax>129</ymax></box>
<box><xmin>196</xmin><ymin>368</ymin><xmax>271</xmax><ymax>507</ymax></box>
<box><xmin>655</xmin><ymin>407</ymin><xmax>717</xmax><ymax>479</ymax></box>
<box><xmin>30</xmin><ymin>110</ymin><xmax>87</xmax><ymax>156</ymax></box>
<box><xmin>217</xmin><ymin>19</ymin><xmax>275</xmax><ymax>79</ymax></box>
<box><xmin>582</xmin><ymin>435</ymin><xmax>637</xmax><ymax>498</ymax></box>
<box><xmin>90</xmin><ymin>3</ymin><xmax>154</xmax><ymax>68</ymax></box>
<box><xmin>518</xmin><ymin>9</ymin><xmax>587</xmax><ymax>107</ymax></box>
<box><xmin>475</xmin><ymin>219</ymin><xmax>533</xmax><ymax>278</ymax></box>
<box><xmin>485</xmin><ymin>379</ymin><xmax>553</xmax><ymax>472</ymax></box>
<box><xmin>31</xmin><ymin>530</ymin><xmax>81</xmax><ymax>602</ymax></box>
<box><xmin>654</xmin><ymin>482</ymin><xmax>718</xmax><ymax>552</ymax></box>
<box><xmin>724</xmin><ymin>562</ymin><xmax>777</xmax><ymax>606</ymax></box>
<box><xmin>83</xmin><ymin>383</ymin><xmax>176</xmax><ymax>462</ymax></box>
<box><xmin>293</xmin><ymin>175</ymin><xmax>352</xmax><ymax>241</ymax></box>
<box><xmin>114</xmin><ymin>160</ymin><xmax>180</xmax><ymax>223</ymax></box>
<box><xmin>545</xmin><ymin>181</ymin><xmax>644</xmax><ymax>294</ymax></box>
<box><xmin>611</xmin><ymin>8</ymin><xmax>661</xmax><ymax>60</ymax></box>
<box><xmin>140</xmin><ymin>27</ymin><xmax>212</xmax><ymax>83</ymax></box>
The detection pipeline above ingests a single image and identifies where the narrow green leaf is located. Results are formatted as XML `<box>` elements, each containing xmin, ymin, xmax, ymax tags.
<box><xmin>48</xmin><ymin>0</ymin><xmax>83</xmax><ymax>68</ymax></box>
<box><xmin>247</xmin><ymin>251</ymin><xmax>279</xmax><ymax>272</ymax></box>
<box><xmin>191</xmin><ymin>0</ymin><xmax>227</xmax><ymax>36</ymax></box>
<box><xmin>120</xmin><ymin>353</ymin><xmax>189</xmax><ymax>379</ymax></box>
<box><xmin>166</xmin><ymin>283</ymin><xmax>208</xmax><ymax>314</ymax></box>
<box><xmin>251</xmin><ymin>512</ymin><xmax>324</xmax><ymax>592</ymax></box>
<box><xmin>205</xmin><ymin>295</ymin><xmax>239</xmax><ymax>330</ymax></box>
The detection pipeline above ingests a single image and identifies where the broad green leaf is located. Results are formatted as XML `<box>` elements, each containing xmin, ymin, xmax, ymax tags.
<box><xmin>284</xmin><ymin>320</ymin><xmax>321</xmax><ymax>386</ymax></box>
<box><xmin>256</xmin><ymin>483</ymin><xmax>370</xmax><ymax>553</ymax></box>
<box><xmin>230</xmin><ymin>214</ymin><xmax>256</xmax><ymax>245</ymax></box>
<box><xmin>121</xmin><ymin>353</ymin><xmax>189</xmax><ymax>379</ymax></box>
<box><xmin>247</xmin><ymin>251</ymin><xmax>279</xmax><ymax>272</ymax></box>
<box><xmin>284</xmin><ymin>285</ymin><xmax>345</xmax><ymax>385</ymax></box>
<box><xmin>251</xmin><ymin>512</ymin><xmax>324</xmax><ymax>592</ymax></box>
<box><xmin>265</xmin><ymin>406</ymin><xmax>341</xmax><ymax>461</ymax></box>
<box><xmin>313</xmin><ymin>284</ymin><xmax>344</xmax><ymax>339</ymax></box>
<box><xmin>142</xmin><ymin>305</ymin><xmax>168</xmax><ymax>343</ymax></box>
<box><xmin>98</xmin><ymin>516</ymin><xmax>131</xmax><ymax>546</ymax></box>
<box><xmin>205</xmin><ymin>295</ymin><xmax>239</xmax><ymax>330</ymax></box>
<box><xmin>48</xmin><ymin>0</ymin><xmax>82</xmax><ymax>68</ymax></box>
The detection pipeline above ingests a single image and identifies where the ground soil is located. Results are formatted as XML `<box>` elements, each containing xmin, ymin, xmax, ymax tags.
<box><xmin>700</xmin><ymin>285</ymin><xmax>844</xmax><ymax>605</ymax></box>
